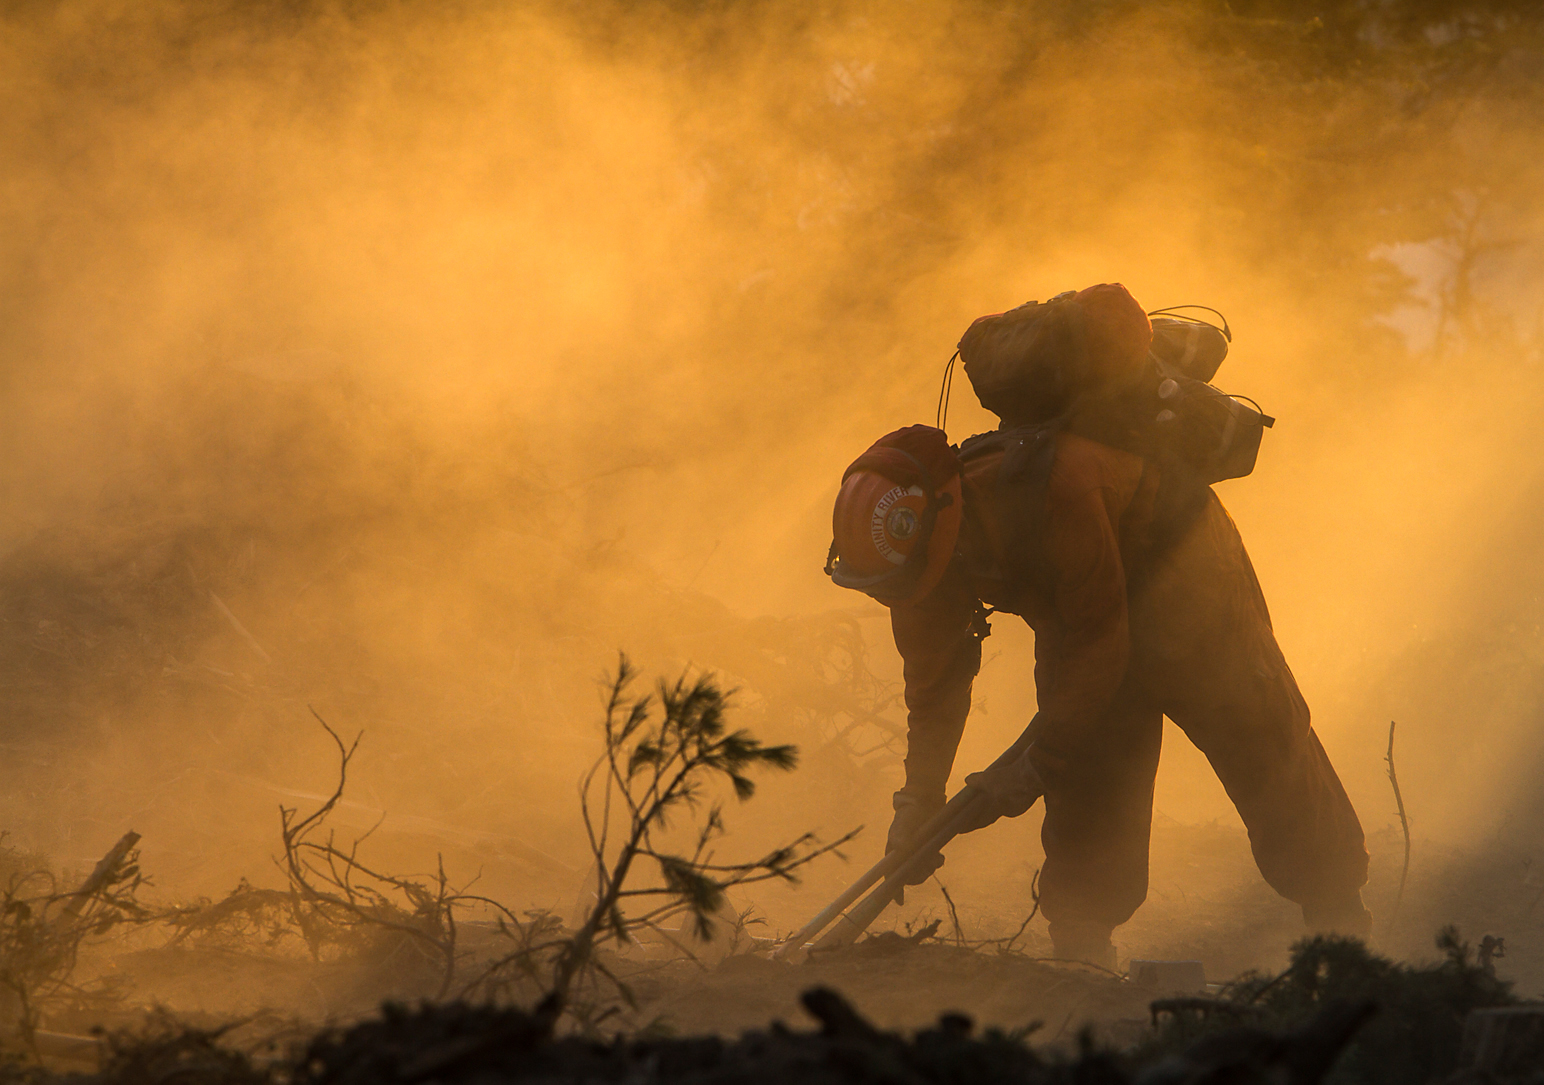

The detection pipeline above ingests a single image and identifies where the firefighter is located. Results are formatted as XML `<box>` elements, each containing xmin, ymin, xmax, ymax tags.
<box><xmin>825</xmin><ymin>285</ymin><xmax>1369</xmax><ymax>966</ymax></box>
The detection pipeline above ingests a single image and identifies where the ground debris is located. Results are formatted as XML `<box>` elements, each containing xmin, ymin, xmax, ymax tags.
<box><xmin>96</xmin><ymin>1017</ymin><xmax>271</xmax><ymax>1085</ymax></box>
<box><xmin>284</xmin><ymin>982</ymin><xmax>1382</xmax><ymax>1085</ymax></box>
<box><xmin>293</xmin><ymin>990</ymin><xmax>1047</xmax><ymax>1085</ymax></box>
<box><xmin>5</xmin><ymin>931</ymin><xmax>1504</xmax><ymax>1085</ymax></box>
<box><xmin>1139</xmin><ymin>931</ymin><xmax>1515</xmax><ymax>1085</ymax></box>
<box><xmin>26</xmin><ymin>989</ymin><xmax>1359</xmax><ymax>1085</ymax></box>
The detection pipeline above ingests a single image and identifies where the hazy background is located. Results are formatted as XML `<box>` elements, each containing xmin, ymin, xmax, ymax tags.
<box><xmin>1</xmin><ymin>0</ymin><xmax>1542</xmax><ymax>977</ymax></box>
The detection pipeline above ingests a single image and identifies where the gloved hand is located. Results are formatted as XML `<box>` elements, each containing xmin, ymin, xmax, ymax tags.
<box><xmin>958</xmin><ymin>745</ymin><xmax>1046</xmax><ymax>833</ymax></box>
<box><xmin>886</xmin><ymin>788</ymin><xmax>947</xmax><ymax>891</ymax></box>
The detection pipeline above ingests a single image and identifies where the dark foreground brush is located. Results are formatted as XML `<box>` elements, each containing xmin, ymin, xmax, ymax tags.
<box><xmin>279</xmin><ymin>985</ymin><xmax>1371</xmax><ymax>1085</ymax></box>
<box><xmin>1136</xmin><ymin>998</ymin><xmax>1378</xmax><ymax>1085</ymax></box>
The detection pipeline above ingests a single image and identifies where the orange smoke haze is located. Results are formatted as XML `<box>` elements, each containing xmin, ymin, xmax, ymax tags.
<box><xmin>1</xmin><ymin>0</ymin><xmax>1541</xmax><ymax>963</ymax></box>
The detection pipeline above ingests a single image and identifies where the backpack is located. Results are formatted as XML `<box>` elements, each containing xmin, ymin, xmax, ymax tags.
<box><xmin>955</xmin><ymin>410</ymin><xmax>1220</xmax><ymax>617</ymax></box>
<box><xmin>955</xmin><ymin>423</ymin><xmax>1060</xmax><ymax>613</ymax></box>
<box><xmin>954</xmin><ymin>297</ymin><xmax>1273</xmax><ymax>486</ymax></box>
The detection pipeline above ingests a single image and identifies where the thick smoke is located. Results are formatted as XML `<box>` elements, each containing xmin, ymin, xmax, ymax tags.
<box><xmin>0</xmin><ymin>0</ymin><xmax>1541</xmax><ymax>973</ymax></box>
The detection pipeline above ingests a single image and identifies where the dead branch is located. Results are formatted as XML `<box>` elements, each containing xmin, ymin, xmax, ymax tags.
<box><xmin>213</xmin><ymin>769</ymin><xmax>574</xmax><ymax>875</ymax></box>
<box><xmin>58</xmin><ymin>832</ymin><xmax>140</xmax><ymax>923</ymax></box>
<box><xmin>277</xmin><ymin>710</ymin><xmax>463</xmax><ymax>998</ymax></box>
<box><xmin>933</xmin><ymin>877</ymin><xmax>965</xmax><ymax>946</ymax></box>
<box><xmin>1386</xmin><ymin>720</ymin><xmax>1411</xmax><ymax>930</ymax></box>
<box><xmin>1</xmin><ymin>830</ymin><xmax>151</xmax><ymax>1054</ymax></box>
<box><xmin>1001</xmin><ymin>868</ymin><xmax>1041</xmax><ymax>954</ymax></box>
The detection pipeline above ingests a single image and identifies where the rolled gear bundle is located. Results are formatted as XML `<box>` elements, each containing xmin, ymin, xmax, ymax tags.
<box><xmin>825</xmin><ymin>425</ymin><xmax>963</xmax><ymax>606</ymax></box>
<box><xmin>957</xmin><ymin>283</ymin><xmax>1153</xmax><ymax>426</ymax></box>
<box><xmin>1149</xmin><ymin>312</ymin><xmax>1229</xmax><ymax>383</ymax></box>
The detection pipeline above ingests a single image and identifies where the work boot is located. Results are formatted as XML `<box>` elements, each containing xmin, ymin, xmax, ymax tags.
<box><xmin>1301</xmin><ymin>891</ymin><xmax>1373</xmax><ymax>940</ymax></box>
<box><xmin>1050</xmin><ymin>922</ymin><xmax>1119</xmax><ymax>971</ymax></box>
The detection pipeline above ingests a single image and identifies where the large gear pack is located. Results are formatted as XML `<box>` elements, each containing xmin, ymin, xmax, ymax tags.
<box><xmin>956</xmin><ymin>290</ymin><xmax>1273</xmax><ymax>486</ymax></box>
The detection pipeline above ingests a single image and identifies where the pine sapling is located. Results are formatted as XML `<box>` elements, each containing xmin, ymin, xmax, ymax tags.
<box><xmin>546</xmin><ymin>654</ymin><xmax>853</xmax><ymax>1010</ymax></box>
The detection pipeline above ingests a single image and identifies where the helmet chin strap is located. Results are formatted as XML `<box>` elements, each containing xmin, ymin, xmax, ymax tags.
<box><xmin>936</xmin><ymin>350</ymin><xmax>959</xmax><ymax>432</ymax></box>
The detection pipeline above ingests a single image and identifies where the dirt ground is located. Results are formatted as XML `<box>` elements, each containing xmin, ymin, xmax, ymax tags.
<box><xmin>34</xmin><ymin>810</ymin><xmax>1524</xmax><ymax>1056</ymax></box>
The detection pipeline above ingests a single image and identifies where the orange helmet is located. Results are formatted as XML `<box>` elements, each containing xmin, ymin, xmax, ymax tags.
<box><xmin>825</xmin><ymin>426</ymin><xmax>963</xmax><ymax>606</ymax></box>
